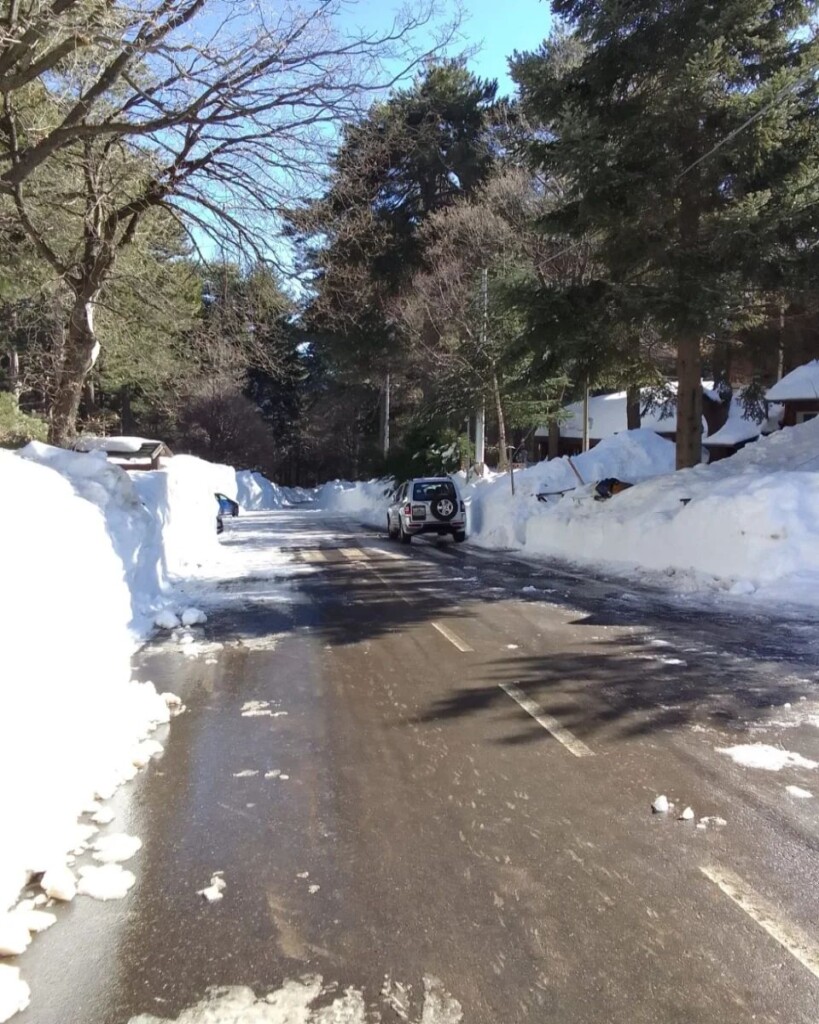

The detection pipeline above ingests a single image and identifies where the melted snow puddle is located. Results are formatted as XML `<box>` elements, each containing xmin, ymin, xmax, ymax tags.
<box><xmin>717</xmin><ymin>743</ymin><xmax>818</xmax><ymax>771</ymax></box>
<box><xmin>127</xmin><ymin>975</ymin><xmax>462</xmax><ymax>1024</ymax></box>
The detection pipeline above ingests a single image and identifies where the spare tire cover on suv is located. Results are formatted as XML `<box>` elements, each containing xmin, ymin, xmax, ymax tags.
<box><xmin>431</xmin><ymin>496</ymin><xmax>457</xmax><ymax>521</ymax></box>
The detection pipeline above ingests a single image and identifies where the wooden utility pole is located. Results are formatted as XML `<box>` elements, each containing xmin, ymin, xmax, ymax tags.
<box><xmin>582</xmin><ymin>384</ymin><xmax>590</xmax><ymax>452</ymax></box>
<box><xmin>382</xmin><ymin>372</ymin><xmax>390</xmax><ymax>459</ymax></box>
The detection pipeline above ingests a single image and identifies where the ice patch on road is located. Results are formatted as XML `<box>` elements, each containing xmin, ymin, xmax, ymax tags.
<box><xmin>717</xmin><ymin>743</ymin><xmax>818</xmax><ymax>771</ymax></box>
<box><xmin>786</xmin><ymin>785</ymin><xmax>813</xmax><ymax>798</ymax></box>
<box><xmin>126</xmin><ymin>974</ymin><xmax>462</xmax><ymax>1023</ymax></box>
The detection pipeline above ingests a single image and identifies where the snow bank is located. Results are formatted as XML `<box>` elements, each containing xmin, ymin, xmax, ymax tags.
<box><xmin>312</xmin><ymin>478</ymin><xmax>395</xmax><ymax>527</ymax></box>
<box><xmin>521</xmin><ymin>419</ymin><xmax>819</xmax><ymax>596</ymax></box>
<box><xmin>0</xmin><ymin>451</ymin><xmax>168</xmax><ymax>913</ymax></box>
<box><xmin>132</xmin><ymin>455</ymin><xmax>236</xmax><ymax>576</ymax></box>
<box><xmin>465</xmin><ymin>429</ymin><xmax>676</xmax><ymax>549</ymax></box>
<box><xmin>18</xmin><ymin>442</ymin><xmax>166</xmax><ymax>626</ymax></box>
<box><xmin>235</xmin><ymin>470</ymin><xmax>284</xmax><ymax>511</ymax></box>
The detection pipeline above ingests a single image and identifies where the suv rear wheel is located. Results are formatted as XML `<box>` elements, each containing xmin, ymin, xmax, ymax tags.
<box><xmin>387</xmin><ymin>515</ymin><xmax>398</xmax><ymax>540</ymax></box>
<box><xmin>399</xmin><ymin>518</ymin><xmax>412</xmax><ymax>544</ymax></box>
<box><xmin>453</xmin><ymin>529</ymin><xmax>466</xmax><ymax>543</ymax></box>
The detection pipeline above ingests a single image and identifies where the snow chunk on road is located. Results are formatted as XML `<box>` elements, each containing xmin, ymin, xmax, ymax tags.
<box><xmin>154</xmin><ymin>609</ymin><xmax>180</xmax><ymax>630</ymax></box>
<box><xmin>132</xmin><ymin>739</ymin><xmax>163</xmax><ymax>768</ymax></box>
<box><xmin>0</xmin><ymin>965</ymin><xmax>30</xmax><ymax>1023</ymax></box>
<box><xmin>678</xmin><ymin>806</ymin><xmax>695</xmax><ymax>821</ymax></box>
<box><xmin>77</xmin><ymin>864</ymin><xmax>136</xmax><ymax>900</ymax></box>
<box><xmin>91</xmin><ymin>808</ymin><xmax>116</xmax><ymax>826</ymax></box>
<box><xmin>0</xmin><ymin>914</ymin><xmax>31</xmax><ymax>956</ymax></box>
<box><xmin>718</xmin><ymin>744</ymin><xmax>818</xmax><ymax>771</ymax></box>
<box><xmin>41</xmin><ymin>866</ymin><xmax>77</xmax><ymax>902</ymax></box>
<box><xmin>92</xmin><ymin>833</ymin><xmax>142</xmax><ymax>864</ymax></box>
<box><xmin>12</xmin><ymin>909</ymin><xmax>56</xmax><ymax>935</ymax></box>
<box><xmin>786</xmin><ymin>785</ymin><xmax>813</xmax><ymax>798</ymax></box>
<box><xmin>181</xmin><ymin>607</ymin><xmax>207</xmax><ymax>627</ymax></box>
<box><xmin>197</xmin><ymin>873</ymin><xmax>226</xmax><ymax>902</ymax></box>
<box><xmin>652</xmin><ymin>795</ymin><xmax>670</xmax><ymax>813</ymax></box>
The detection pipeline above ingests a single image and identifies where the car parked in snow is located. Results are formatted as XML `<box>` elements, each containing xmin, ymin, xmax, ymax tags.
<box><xmin>387</xmin><ymin>477</ymin><xmax>466</xmax><ymax>544</ymax></box>
<box><xmin>215</xmin><ymin>493</ymin><xmax>239</xmax><ymax>517</ymax></box>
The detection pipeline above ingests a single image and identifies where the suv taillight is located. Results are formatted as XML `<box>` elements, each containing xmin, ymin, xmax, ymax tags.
<box><xmin>403</xmin><ymin>503</ymin><xmax>412</xmax><ymax>515</ymax></box>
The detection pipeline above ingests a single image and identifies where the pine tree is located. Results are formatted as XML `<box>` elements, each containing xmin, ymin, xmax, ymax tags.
<box><xmin>512</xmin><ymin>1</ymin><xmax>819</xmax><ymax>467</ymax></box>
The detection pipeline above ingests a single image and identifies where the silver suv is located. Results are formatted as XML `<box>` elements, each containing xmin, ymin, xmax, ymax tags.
<box><xmin>387</xmin><ymin>477</ymin><xmax>467</xmax><ymax>544</ymax></box>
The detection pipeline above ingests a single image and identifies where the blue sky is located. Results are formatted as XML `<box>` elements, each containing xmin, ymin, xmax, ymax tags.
<box><xmin>456</xmin><ymin>0</ymin><xmax>552</xmax><ymax>95</ymax></box>
<box><xmin>339</xmin><ymin>0</ymin><xmax>552</xmax><ymax>98</ymax></box>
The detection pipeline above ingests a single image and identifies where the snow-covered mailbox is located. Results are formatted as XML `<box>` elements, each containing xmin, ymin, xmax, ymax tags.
<box><xmin>765</xmin><ymin>361</ymin><xmax>819</xmax><ymax>428</ymax></box>
<box><xmin>72</xmin><ymin>436</ymin><xmax>173</xmax><ymax>470</ymax></box>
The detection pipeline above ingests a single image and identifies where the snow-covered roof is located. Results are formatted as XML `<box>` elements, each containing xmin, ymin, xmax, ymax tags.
<box><xmin>535</xmin><ymin>384</ymin><xmax>714</xmax><ymax>440</ymax></box>
<box><xmin>765</xmin><ymin>361</ymin><xmax>819</xmax><ymax>402</ymax></box>
<box><xmin>73</xmin><ymin>436</ymin><xmax>161</xmax><ymax>454</ymax></box>
<box><xmin>703</xmin><ymin>398</ymin><xmax>783</xmax><ymax>447</ymax></box>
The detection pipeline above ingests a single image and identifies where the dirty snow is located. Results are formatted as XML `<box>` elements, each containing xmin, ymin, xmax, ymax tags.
<box><xmin>717</xmin><ymin>744</ymin><xmax>818</xmax><ymax>771</ymax></box>
<box><xmin>127</xmin><ymin>974</ymin><xmax>462</xmax><ymax>1024</ymax></box>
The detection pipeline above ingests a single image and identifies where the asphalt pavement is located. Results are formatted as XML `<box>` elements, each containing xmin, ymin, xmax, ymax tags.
<box><xmin>13</xmin><ymin>510</ymin><xmax>819</xmax><ymax>1024</ymax></box>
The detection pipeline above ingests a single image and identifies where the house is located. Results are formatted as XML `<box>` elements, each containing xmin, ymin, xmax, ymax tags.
<box><xmin>535</xmin><ymin>384</ymin><xmax>727</xmax><ymax>459</ymax></box>
<box><xmin>765</xmin><ymin>361</ymin><xmax>819</xmax><ymax>427</ymax></box>
<box><xmin>72</xmin><ymin>436</ymin><xmax>172</xmax><ymax>470</ymax></box>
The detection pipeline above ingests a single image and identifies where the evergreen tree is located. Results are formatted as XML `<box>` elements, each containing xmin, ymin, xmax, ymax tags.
<box><xmin>512</xmin><ymin>1</ymin><xmax>819</xmax><ymax>467</ymax></box>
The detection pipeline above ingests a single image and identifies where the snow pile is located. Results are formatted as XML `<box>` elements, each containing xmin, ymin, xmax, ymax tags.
<box><xmin>465</xmin><ymin>429</ymin><xmax>676</xmax><ymax>549</ymax></box>
<box><xmin>235</xmin><ymin>470</ymin><xmax>285</xmax><ymax>511</ymax></box>
<box><xmin>519</xmin><ymin>418</ymin><xmax>819</xmax><ymax>598</ymax></box>
<box><xmin>132</xmin><ymin>454</ymin><xmax>237</xmax><ymax>576</ymax></box>
<box><xmin>312</xmin><ymin>478</ymin><xmax>395</xmax><ymax>527</ymax></box>
<box><xmin>0</xmin><ymin>451</ymin><xmax>169</xmax><ymax>914</ymax></box>
<box><xmin>18</xmin><ymin>442</ymin><xmax>166</xmax><ymax>626</ymax></box>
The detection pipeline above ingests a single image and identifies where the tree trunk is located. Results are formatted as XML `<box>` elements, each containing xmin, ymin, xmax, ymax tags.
<box><xmin>121</xmin><ymin>386</ymin><xmax>134</xmax><ymax>433</ymax></box>
<box><xmin>675</xmin><ymin>333</ymin><xmax>703</xmax><ymax>469</ymax></box>
<box><xmin>626</xmin><ymin>384</ymin><xmax>641</xmax><ymax>430</ymax></box>
<box><xmin>8</xmin><ymin>348</ymin><xmax>21</xmax><ymax>404</ymax></box>
<box><xmin>49</xmin><ymin>296</ymin><xmax>99</xmax><ymax>446</ymax></box>
<box><xmin>381</xmin><ymin>372</ymin><xmax>390</xmax><ymax>459</ymax></box>
<box><xmin>548</xmin><ymin>420</ymin><xmax>560</xmax><ymax>460</ymax></box>
<box><xmin>492</xmin><ymin>370</ymin><xmax>508</xmax><ymax>470</ymax></box>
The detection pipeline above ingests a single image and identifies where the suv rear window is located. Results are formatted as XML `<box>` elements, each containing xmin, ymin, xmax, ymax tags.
<box><xmin>412</xmin><ymin>481</ymin><xmax>456</xmax><ymax>502</ymax></box>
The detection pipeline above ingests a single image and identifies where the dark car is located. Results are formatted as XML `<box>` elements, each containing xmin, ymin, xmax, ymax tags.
<box><xmin>215</xmin><ymin>493</ymin><xmax>239</xmax><ymax>517</ymax></box>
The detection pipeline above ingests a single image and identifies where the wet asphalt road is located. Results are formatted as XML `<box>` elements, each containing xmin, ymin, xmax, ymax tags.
<box><xmin>12</xmin><ymin>510</ymin><xmax>819</xmax><ymax>1023</ymax></box>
